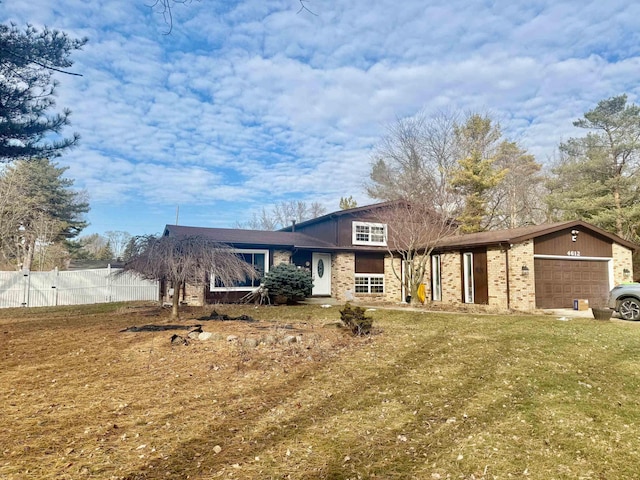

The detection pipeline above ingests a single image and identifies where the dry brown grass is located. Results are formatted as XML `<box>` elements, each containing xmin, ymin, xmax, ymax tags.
<box><xmin>3</xmin><ymin>303</ymin><xmax>640</xmax><ymax>479</ymax></box>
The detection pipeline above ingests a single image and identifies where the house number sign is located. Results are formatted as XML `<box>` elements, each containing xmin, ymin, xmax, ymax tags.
<box><xmin>567</xmin><ymin>250</ymin><xmax>581</xmax><ymax>257</ymax></box>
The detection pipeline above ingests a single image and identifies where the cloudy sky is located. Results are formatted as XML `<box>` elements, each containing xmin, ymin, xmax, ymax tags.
<box><xmin>3</xmin><ymin>0</ymin><xmax>640</xmax><ymax>236</ymax></box>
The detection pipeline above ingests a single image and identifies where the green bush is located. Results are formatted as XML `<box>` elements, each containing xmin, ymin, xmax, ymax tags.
<box><xmin>339</xmin><ymin>302</ymin><xmax>373</xmax><ymax>335</ymax></box>
<box><xmin>263</xmin><ymin>263</ymin><xmax>313</xmax><ymax>304</ymax></box>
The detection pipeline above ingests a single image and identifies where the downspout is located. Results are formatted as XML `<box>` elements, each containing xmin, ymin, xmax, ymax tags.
<box><xmin>503</xmin><ymin>243</ymin><xmax>511</xmax><ymax>310</ymax></box>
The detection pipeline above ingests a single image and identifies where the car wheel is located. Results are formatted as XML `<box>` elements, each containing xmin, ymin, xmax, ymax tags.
<box><xmin>619</xmin><ymin>298</ymin><xmax>640</xmax><ymax>320</ymax></box>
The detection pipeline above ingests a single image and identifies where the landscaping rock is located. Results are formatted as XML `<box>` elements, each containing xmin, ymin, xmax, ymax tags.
<box><xmin>243</xmin><ymin>337</ymin><xmax>259</xmax><ymax>348</ymax></box>
<box><xmin>227</xmin><ymin>335</ymin><xmax>238</xmax><ymax>342</ymax></box>
<box><xmin>263</xmin><ymin>335</ymin><xmax>277</xmax><ymax>345</ymax></box>
<box><xmin>198</xmin><ymin>332</ymin><xmax>213</xmax><ymax>341</ymax></box>
<box><xmin>170</xmin><ymin>334</ymin><xmax>188</xmax><ymax>345</ymax></box>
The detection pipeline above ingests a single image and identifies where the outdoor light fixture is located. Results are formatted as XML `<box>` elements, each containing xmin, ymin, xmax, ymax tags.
<box><xmin>522</xmin><ymin>265</ymin><xmax>530</xmax><ymax>276</ymax></box>
<box><xmin>624</xmin><ymin>268</ymin><xmax>631</xmax><ymax>278</ymax></box>
<box><xmin>571</xmin><ymin>229</ymin><xmax>579</xmax><ymax>242</ymax></box>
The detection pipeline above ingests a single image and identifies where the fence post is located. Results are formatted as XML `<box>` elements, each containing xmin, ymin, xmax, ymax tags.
<box><xmin>53</xmin><ymin>267</ymin><xmax>59</xmax><ymax>306</ymax></box>
<box><xmin>107</xmin><ymin>263</ymin><xmax>112</xmax><ymax>303</ymax></box>
<box><xmin>21</xmin><ymin>268</ymin><xmax>30</xmax><ymax>307</ymax></box>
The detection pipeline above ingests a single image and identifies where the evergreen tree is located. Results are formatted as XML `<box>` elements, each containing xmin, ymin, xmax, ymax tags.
<box><xmin>450</xmin><ymin>114</ymin><xmax>507</xmax><ymax>233</ymax></box>
<box><xmin>339</xmin><ymin>196</ymin><xmax>358</xmax><ymax>210</ymax></box>
<box><xmin>0</xmin><ymin>23</ymin><xmax>86</xmax><ymax>162</ymax></box>
<box><xmin>0</xmin><ymin>158</ymin><xmax>89</xmax><ymax>269</ymax></box>
<box><xmin>546</xmin><ymin>95</ymin><xmax>640</xmax><ymax>242</ymax></box>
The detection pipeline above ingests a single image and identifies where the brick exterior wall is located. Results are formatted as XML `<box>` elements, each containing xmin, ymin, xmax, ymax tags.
<box><xmin>440</xmin><ymin>252</ymin><xmax>462</xmax><ymax>305</ymax></box>
<box><xmin>332</xmin><ymin>252</ymin><xmax>355</xmax><ymax>302</ymax></box>
<box><xmin>331</xmin><ymin>252</ymin><xmax>403</xmax><ymax>303</ymax></box>
<box><xmin>508</xmin><ymin>241</ymin><xmax>536</xmax><ymax>311</ymax></box>
<box><xmin>183</xmin><ymin>282</ymin><xmax>205</xmax><ymax>306</ymax></box>
<box><xmin>435</xmin><ymin>244</ymin><xmax>535</xmax><ymax>312</ymax></box>
<box><xmin>487</xmin><ymin>246</ymin><xmax>508</xmax><ymax>309</ymax></box>
<box><xmin>272</xmin><ymin>249</ymin><xmax>291</xmax><ymax>266</ymax></box>
<box><xmin>612</xmin><ymin>243</ymin><xmax>634</xmax><ymax>285</ymax></box>
<box><xmin>384</xmin><ymin>255</ymin><xmax>403</xmax><ymax>303</ymax></box>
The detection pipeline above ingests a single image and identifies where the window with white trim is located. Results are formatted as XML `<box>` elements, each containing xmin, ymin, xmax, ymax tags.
<box><xmin>463</xmin><ymin>252</ymin><xmax>474</xmax><ymax>303</ymax></box>
<box><xmin>210</xmin><ymin>249</ymin><xmax>269</xmax><ymax>291</ymax></box>
<box><xmin>355</xmin><ymin>274</ymin><xmax>385</xmax><ymax>294</ymax></box>
<box><xmin>352</xmin><ymin>221</ymin><xmax>387</xmax><ymax>246</ymax></box>
<box><xmin>431</xmin><ymin>254</ymin><xmax>442</xmax><ymax>301</ymax></box>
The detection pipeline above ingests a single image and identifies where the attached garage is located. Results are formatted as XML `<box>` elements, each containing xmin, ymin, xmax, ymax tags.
<box><xmin>433</xmin><ymin>220</ymin><xmax>636</xmax><ymax>312</ymax></box>
<box><xmin>534</xmin><ymin>258</ymin><xmax>610</xmax><ymax>309</ymax></box>
<box><xmin>532</xmin><ymin>225</ymin><xmax>616</xmax><ymax>309</ymax></box>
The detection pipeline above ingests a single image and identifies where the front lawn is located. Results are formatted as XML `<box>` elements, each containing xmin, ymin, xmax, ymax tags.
<box><xmin>1</xmin><ymin>303</ymin><xmax>640</xmax><ymax>479</ymax></box>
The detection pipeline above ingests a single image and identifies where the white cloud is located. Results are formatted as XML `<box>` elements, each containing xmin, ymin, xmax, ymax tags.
<box><xmin>2</xmin><ymin>0</ymin><xmax>639</xmax><ymax>235</ymax></box>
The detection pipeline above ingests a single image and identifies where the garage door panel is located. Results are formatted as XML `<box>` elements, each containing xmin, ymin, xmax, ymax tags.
<box><xmin>534</xmin><ymin>258</ymin><xmax>609</xmax><ymax>309</ymax></box>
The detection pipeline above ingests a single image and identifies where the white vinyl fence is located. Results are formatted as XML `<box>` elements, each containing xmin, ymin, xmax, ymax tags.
<box><xmin>0</xmin><ymin>266</ymin><xmax>159</xmax><ymax>308</ymax></box>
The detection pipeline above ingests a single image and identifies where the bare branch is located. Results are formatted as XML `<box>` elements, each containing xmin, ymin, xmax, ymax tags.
<box><xmin>122</xmin><ymin>234</ymin><xmax>257</xmax><ymax>318</ymax></box>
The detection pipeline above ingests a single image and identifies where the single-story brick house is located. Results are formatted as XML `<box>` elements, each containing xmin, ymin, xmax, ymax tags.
<box><xmin>162</xmin><ymin>202</ymin><xmax>636</xmax><ymax>311</ymax></box>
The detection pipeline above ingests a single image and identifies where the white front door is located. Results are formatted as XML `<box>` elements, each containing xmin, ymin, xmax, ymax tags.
<box><xmin>312</xmin><ymin>253</ymin><xmax>332</xmax><ymax>296</ymax></box>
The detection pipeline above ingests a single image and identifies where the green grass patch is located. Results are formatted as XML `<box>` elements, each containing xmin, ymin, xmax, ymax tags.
<box><xmin>1</xmin><ymin>303</ymin><xmax>640</xmax><ymax>479</ymax></box>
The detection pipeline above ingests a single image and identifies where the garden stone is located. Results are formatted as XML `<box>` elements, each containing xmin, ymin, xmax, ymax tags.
<box><xmin>243</xmin><ymin>337</ymin><xmax>259</xmax><ymax>348</ymax></box>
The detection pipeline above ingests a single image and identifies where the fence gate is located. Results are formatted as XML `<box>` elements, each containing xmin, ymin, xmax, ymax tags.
<box><xmin>0</xmin><ymin>266</ymin><xmax>159</xmax><ymax>308</ymax></box>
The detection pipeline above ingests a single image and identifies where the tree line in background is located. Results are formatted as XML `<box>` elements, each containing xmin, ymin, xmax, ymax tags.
<box><xmin>367</xmin><ymin>96</ymin><xmax>640</xmax><ymax>298</ymax></box>
<box><xmin>2</xmin><ymin>19</ymin><xmax>640</xmax><ymax>286</ymax></box>
<box><xmin>0</xmin><ymin>23</ymin><xmax>89</xmax><ymax>271</ymax></box>
<box><xmin>366</xmin><ymin>96</ymin><xmax>640</xmax><ymax>244</ymax></box>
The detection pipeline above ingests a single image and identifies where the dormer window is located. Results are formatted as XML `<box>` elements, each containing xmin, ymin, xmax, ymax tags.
<box><xmin>352</xmin><ymin>221</ymin><xmax>387</xmax><ymax>246</ymax></box>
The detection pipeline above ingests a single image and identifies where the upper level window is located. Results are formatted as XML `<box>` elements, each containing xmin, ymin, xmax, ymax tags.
<box><xmin>352</xmin><ymin>221</ymin><xmax>387</xmax><ymax>246</ymax></box>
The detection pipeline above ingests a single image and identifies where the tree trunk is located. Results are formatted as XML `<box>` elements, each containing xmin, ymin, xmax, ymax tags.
<box><xmin>613</xmin><ymin>186</ymin><xmax>624</xmax><ymax>237</ymax></box>
<box><xmin>22</xmin><ymin>235</ymin><xmax>36</xmax><ymax>271</ymax></box>
<box><xmin>171</xmin><ymin>282</ymin><xmax>180</xmax><ymax>319</ymax></box>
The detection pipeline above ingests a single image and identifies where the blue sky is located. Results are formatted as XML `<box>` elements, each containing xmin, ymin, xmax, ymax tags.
<box><xmin>3</xmin><ymin>0</ymin><xmax>640</xmax><ymax>236</ymax></box>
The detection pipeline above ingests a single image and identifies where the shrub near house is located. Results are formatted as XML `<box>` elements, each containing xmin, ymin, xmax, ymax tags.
<box><xmin>263</xmin><ymin>263</ymin><xmax>313</xmax><ymax>304</ymax></box>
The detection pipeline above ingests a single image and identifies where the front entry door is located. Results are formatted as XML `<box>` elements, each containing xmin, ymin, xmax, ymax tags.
<box><xmin>312</xmin><ymin>253</ymin><xmax>332</xmax><ymax>296</ymax></box>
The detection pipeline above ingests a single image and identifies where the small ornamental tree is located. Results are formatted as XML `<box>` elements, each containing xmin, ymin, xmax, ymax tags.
<box><xmin>263</xmin><ymin>263</ymin><xmax>313</xmax><ymax>304</ymax></box>
<box><xmin>122</xmin><ymin>235</ymin><xmax>257</xmax><ymax>319</ymax></box>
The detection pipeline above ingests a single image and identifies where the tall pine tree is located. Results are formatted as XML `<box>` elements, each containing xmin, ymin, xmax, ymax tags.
<box><xmin>546</xmin><ymin>95</ymin><xmax>640</xmax><ymax>242</ymax></box>
<box><xmin>0</xmin><ymin>23</ymin><xmax>86</xmax><ymax>162</ymax></box>
<box><xmin>0</xmin><ymin>158</ymin><xmax>89</xmax><ymax>270</ymax></box>
<box><xmin>450</xmin><ymin>114</ymin><xmax>507</xmax><ymax>233</ymax></box>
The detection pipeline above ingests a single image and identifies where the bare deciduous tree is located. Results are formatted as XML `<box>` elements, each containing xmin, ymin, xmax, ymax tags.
<box><xmin>105</xmin><ymin>230</ymin><xmax>133</xmax><ymax>260</ymax></box>
<box><xmin>367</xmin><ymin>112</ymin><xmax>466</xmax><ymax>303</ymax></box>
<box><xmin>367</xmin><ymin>110</ymin><xmax>461</xmax><ymax>216</ymax></box>
<box><xmin>487</xmin><ymin>141</ymin><xmax>545</xmax><ymax>229</ymax></box>
<box><xmin>376</xmin><ymin>201</ymin><xmax>457</xmax><ymax>304</ymax></box>
<box><xmin>238</xmin><ymin>200</ymin><xmax>327</xmax><ymax>230</ymax></box>
<box><xmin>122</xmin><ymin>235</ymin><xmax>257</xmax><ymax>318</ymax></box>
<box><xmin>150</xmin><ymin>0</ymin><xmax>317</xmax><ymax>34</ymax></box>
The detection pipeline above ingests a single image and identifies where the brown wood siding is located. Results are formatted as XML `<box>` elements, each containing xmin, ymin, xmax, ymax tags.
<box><xmin>534</xmin><ymin>258</ymin><xmax>609</xmax><ymax>309</ymax></box>
<box><xmin>355</xmin><ymin>252</ymin><xmax>385</xmax><ymax>274</ymax></box>
<box><xmin>295</xmin><ymin>221</ymin><xmax>338</xmax><ymax>245</ymax></box>
<box><xmin>461</xmin><ymin>249</ymin><xmax>488</xmax><ymax>305</ymax></box>
<box><xmin>473</xmin><ymin>251</ymin><xmax>489</xmax><ymax>304</ymax></box>
<box><xmin>534</xmin><ymin>228</ymin><xmax>612</xmax><ymax>257</ymax></box>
